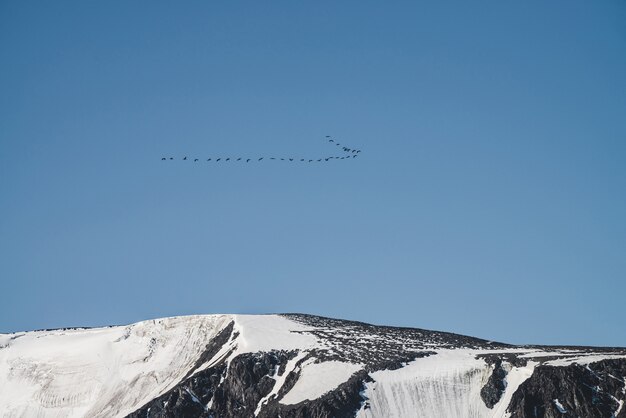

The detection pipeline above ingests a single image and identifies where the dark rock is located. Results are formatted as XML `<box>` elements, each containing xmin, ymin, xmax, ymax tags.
<box><xmin>507</xmin><ymin>359</ymin><xmax>626</xmax><ymax>418</ymax></box>
<box><xmin>481</xmin><ymin>358</ymin><xmax>507</xmax><ymax>408</ymax></box>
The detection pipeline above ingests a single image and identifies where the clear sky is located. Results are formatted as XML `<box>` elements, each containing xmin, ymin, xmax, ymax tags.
<box><xmin>1</xmin><ymin>1</ymin><xmax>625</xmax><ymax>346</ymax></box>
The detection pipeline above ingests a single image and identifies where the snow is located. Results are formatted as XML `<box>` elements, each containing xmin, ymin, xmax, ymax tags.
<box><xmin>545</xmin><ymin>354</ymin><xmax>626</xmax><ymax>367</ymax></box>
<box><xmin>358</xmin><ymin>350</ymin><xmax>539</xmax><ymax>418</ymax></box>
<box><xmin>254</xmin><ymin>351</ymin><xmax>308</xmax><ymax>414</ymax></box>
<box><xmin>280</xmin><ymin>360</ymin><xmax>362</xmax><ymax>404</ymax></box>
<box><xmin>0</xmin><ymin>314</ymin><xmax>323</xmax><ymax>417</ymax></box>
<box><xmin>0</xmin><ymin>315</ymin><xmax>232</xmax><ymax>418</ymax></box>
<box><xmin>495</xmin><ymin>361</ymin><xmax>538</xmax><ymax>418</ymax></box>
<box><xmin>357</xmin><ymin>349</ymin><xmax>493</xmax><ymax>418</ymax></box>
<box><xmin>185</xmin><ymin>387</ymin><xmax>208</xmax><ymax>412</ymax></box>
<box><xmin>232</xmin><ymin>315</ymin><xmax>318</xmax><ymax>354</ymax></box>
<box><xmin>614</xmin><ymin>378</ymin><xmax>626</xmax><ymax>417</ymax></box>
<box><xmin>553</xmin><ymin>399</ymin><xmax>567</xmax><ymax>413</ymax></box>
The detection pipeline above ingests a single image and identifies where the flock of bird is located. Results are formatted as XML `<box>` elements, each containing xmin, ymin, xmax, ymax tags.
<box><xmin>161</xmin><ymin>136</ymin><xmax>361</xmax><ymax>164</ymax></box>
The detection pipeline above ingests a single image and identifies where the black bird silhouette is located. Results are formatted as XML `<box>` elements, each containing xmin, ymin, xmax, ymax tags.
<box><xmin>289</xmin><ymin>158</ymin><xmax>294</xmax><ymax>161</ymax></box>
<box><xmin>325</xmin><ymin>158</ymin><xmax>330</xmax><ymax>161</ymax></box>
<box><xmin>194</xmin><ymin>158</ymin><xmax>199</xmax><ymax>162</ymax></box>
<box><xmin>309</xmin><ymin>159</ymin><xmax>313</xmax><ymax>162</ymax></box>
<box><xmin>270</xmin><ymin>157</ymin><xmax>276</xmax><ymax>160</ymax></box>
<box><xmin>300</xmin><ymin>159</ymin><xmax>305</xmax><ymax>161</ymax></box>
<box><xmin>258</xmin><ymin>157</ymin><xmax>263</xmax><ymax>161</ymax></box>
<box><xmin>169</xmin><ymin>157</ymin><xmax>174</xmax><ymax>160</ymax></box>
<box><xmin>329</xmin><ymin>139</ymin><xmax>334</xmax><ymax>142</ymax></box>
<box><xmin>325</xmin><ymin>135</ymin><xmax>331</xmax><ymax>138</ymax></box>
<box><xmin>237</xmin><ymin>158</ymin><xmax>242</xmax><ymax>161</ymax></box>
<box><xmin>161</xmin><ymin>157</ymin><xmax>166</xmax><ymax>160</ymax></box>
<box><xmin>280</xmin><ymin>158</ymin><xmax>285</xmax><ymax>161</ymax></box>
<box><xmin>226</xmin><ymin>158</ymin><xmax>230</xmax><ymax>161</ymax></box>
<box><xmin>183</xmin><ymin>157</ymin><xmax>187</xmax><ymax>160</ymax></box>
<box><xmin>207</xmin><ymin>158</ymin><xmax>212</xmax><ymax>161</ymax></box>
<box><xmin>317</xmin><ymin>159</ymin><xmax>322</xmax><ymax>162</ymax></box>
<box><xmin>247</xmin><ymin>159</ymin><xmax>251</xmax><ymax>162</ymax></box>
<box><xmin>216</xmin><ymin>158</ymin><xmax>221</xmax><ymax>162</ymax></box>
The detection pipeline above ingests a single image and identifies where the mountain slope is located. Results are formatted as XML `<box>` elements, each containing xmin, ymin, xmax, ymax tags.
<box><xmin>1</xmin><ymin>314</ymin><xmax>625</xmax><ymax>418</ymax></box>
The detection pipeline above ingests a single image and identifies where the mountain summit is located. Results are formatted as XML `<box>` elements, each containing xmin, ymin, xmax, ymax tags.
<box><xmin>1</xmin><ymin>314</ymin><xmax>625</xmax><ymax>417</ymax></box>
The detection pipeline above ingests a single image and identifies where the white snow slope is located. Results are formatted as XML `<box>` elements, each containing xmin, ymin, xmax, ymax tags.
<box><xmin>0</xmin><ymin>314</ymin><xmax>624</xmax><ymax>418</ymax></box>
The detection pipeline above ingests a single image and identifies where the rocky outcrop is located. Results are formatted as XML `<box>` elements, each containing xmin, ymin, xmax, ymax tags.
<box><xmin>507</xmin><ymin>359</ymin><xmax>626</xmax><ymax>418</ymax></box>
<box><xmin>481</xmin><ymin>357</ymin><xmax>507</xmax><ymax>408</ymax></box>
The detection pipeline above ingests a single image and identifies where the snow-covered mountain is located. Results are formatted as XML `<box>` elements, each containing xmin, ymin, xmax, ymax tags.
<box><xmin>1</xmin><ymin>314</ymin><xmax>625</xmax><ymax>418</ymax></box>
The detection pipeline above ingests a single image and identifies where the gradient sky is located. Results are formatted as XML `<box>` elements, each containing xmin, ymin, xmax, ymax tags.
<box><xmin>1</xmin><ymin>1</ymin><xmax>625</xmax><ymax>346</ymax></box>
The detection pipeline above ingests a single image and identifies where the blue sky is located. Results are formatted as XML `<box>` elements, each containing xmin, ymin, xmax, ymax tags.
<box><xmin>1</xmin><ymin>0</ymin><xmax>625</xmax><ymax>346</ymax></box>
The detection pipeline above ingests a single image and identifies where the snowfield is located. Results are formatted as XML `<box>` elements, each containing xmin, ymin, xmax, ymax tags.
<box><xmin>0</xmin><ymin>315</ymin><xmax>232</xmax><ymax>418</ymax></box>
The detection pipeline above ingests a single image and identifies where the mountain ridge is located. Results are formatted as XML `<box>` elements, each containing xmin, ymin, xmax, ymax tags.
<box><xmin>1</xmin><ymin>313</ymin><xmax>625</xmax><ymax>417</ymax></box>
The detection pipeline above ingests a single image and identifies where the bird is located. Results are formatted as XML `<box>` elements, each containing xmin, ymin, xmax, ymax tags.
<box><xmin>317</xmin><ymin>159</ymin><xmax>322</xmax><ymax>162</ymax></box>
<box><xmin>300</xmin><ymin>159</ymin><xmax>305</xmax><ymax>161</ymax></box>
<box><xmin>258</xmin><ymin>157</ymin><xmax>263</xmax><ymax>161</ymax></box>
<box><xmin>183</xmin><ymin>157</ymin><xmax>187</xmax><ymax>160</ymax></box>
<box><xmin>169</xmin><ymin>157</ymin><xmax>174</xmax><ymax>160</ymax></box>
<box><xmin>325</xmin><ymin>135</ymin><xmax>331</xmax><ymax>138</ymax></box>
<box><xmin>280</xmin><ymin>158</ymin><xmax>285</xmax><ymax>161</ymax></box>
<box><xmin>270</xmin><ymin>157</ymin><xmax>276</xmax><ymax>160</ymax></box>
<box><xmin>289</xmin><ymin>158</ymin><xmax>294</xmax><ymax>161</ymax></box>
<box><xmin>207</xmin><ymin>158</ymin><xmax>212</xmax><ymax>161</ymax></box>
<box><xmin>329</xmin><ymin>139</ymin><xmax>334</xmax><ymax>142</ymax></box>
<box><xmin>194</xmin><ymin>158</ymin><xmax>199</xmax><ymax>162</ymax></box>
<box><xmin>325</xmin><ymin>158</ymin><xmax>330</xmax><ymax>161</ymax></box>
<box><xmin>309</xmin><ymin>159</ymin><xmax>313</xmax><ymax>162</ymax></box>
<box><xmin>237</xmin><ymin>158</ymin><xmax>242</xmax><ymax>161</ymax></box>
<box><xmin>216</xmin><ymin>158</ymin><xmax>221</xmax><ymax>162</ymax></box>
<box><xmin>246</xmin><ymin>159</ymin><xmax>251</xmax><ymax>162</ymax></box>
<box><xmin>225</xmin><ymin>158</ymin><xmax>230</xmax><ymax>161</ymax></box>
<box><xmin>161</xmin><ymin>157</ymin><xmax>166</xmax><ymax>160</ymax></box>
<box><xmin>352</xmin><ymin>155</ymin><xmax>357</xmax><ymax>158</ymax></box>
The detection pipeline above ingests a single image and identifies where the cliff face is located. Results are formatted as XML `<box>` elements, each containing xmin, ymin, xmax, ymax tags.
<box><xmin>1</xmin><ymin>314</ymin><xmax>625</xmax><ymax>418</ymax></box>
